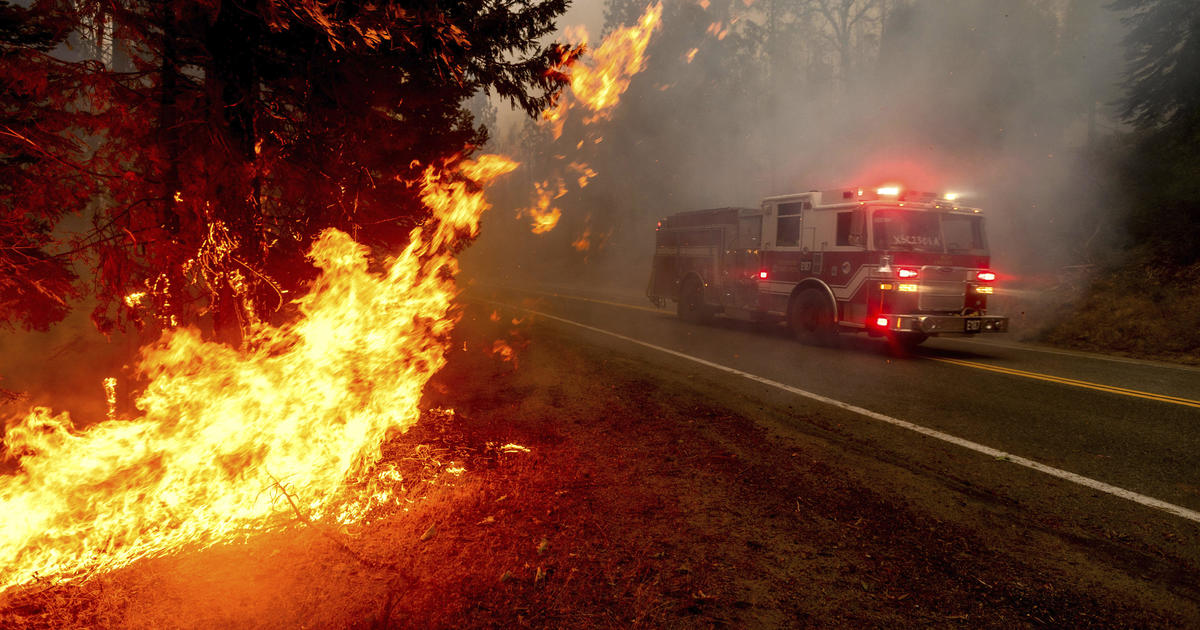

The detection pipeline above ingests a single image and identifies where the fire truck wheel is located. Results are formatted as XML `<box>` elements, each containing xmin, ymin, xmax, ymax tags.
<box><xmin>789</xmin><ymin>289</ymin><xmax>835</xmax><ymax>344</ymax></box>
<box><xmin>677</xmin><ymin>278</ymin><xmax>712</xmax><ymax>323</ymax></box>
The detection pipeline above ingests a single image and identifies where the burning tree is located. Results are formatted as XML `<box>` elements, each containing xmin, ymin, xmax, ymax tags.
<box><xmin>0</xmin><ymin>0</ymin><xmax>584</xmax><ymax>593</ymax></box>
<box><xmin>1</xmin><ymin>0</ymin><xmax>580</xmax><ymax>337</ymax></box>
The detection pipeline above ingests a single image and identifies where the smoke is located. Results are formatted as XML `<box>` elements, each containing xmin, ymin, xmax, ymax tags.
<box><xmin>464</xmin><ymin>0</ymin><xmax>1130</xmax><ymax>301</ymax></box>
<box><xmin>0</xmin><ymin>307</ymin><xmax>144</xmax><ymax>444</ymax></box>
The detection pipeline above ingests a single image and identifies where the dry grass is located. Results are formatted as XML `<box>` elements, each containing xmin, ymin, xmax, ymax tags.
<box><xmin>1037</xmin><ymin>259</ymin><xmax>1200</xmax><ymax>364</ymax></box>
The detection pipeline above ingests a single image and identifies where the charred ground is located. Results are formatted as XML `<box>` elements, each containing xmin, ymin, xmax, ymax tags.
<box><xmin>1</xmin><ymin>301</ymin><xmax>1197</xmax><ymax>628</ymax></box>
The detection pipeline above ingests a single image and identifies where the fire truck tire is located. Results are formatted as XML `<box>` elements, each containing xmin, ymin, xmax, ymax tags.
<box><xmin>789</xmin><ymin>288</ymin><xmax>835</xmax><ymax>344</ymax></box>
<box><xmin>677</xmin><ymin>278</ymin><xmax>712</xmax><ymax>323</ymax></box>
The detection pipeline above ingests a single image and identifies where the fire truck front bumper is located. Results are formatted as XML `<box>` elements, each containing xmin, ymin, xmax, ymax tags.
<box><xmin>883</xmin><ymin>314</ymin><xmax>1009</xmax><ymax>335</ymax></box>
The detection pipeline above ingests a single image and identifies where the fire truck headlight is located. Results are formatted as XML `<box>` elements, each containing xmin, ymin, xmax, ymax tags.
<box><xmin>975</xmin><ymin>286</ymin><xmax>994</xmax><ymax>294</ymax></box>
<box><xmin>898</xmin><ymin>284</ymin><xmax>919</xmax><ymax>292</ymax></box>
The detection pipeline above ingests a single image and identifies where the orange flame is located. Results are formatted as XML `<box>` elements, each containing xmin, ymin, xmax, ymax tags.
<box><xmin>562</xmin><ymin>3</ymin><xmax>662</xmax><ymax>119</ymax></box>
<box><xmin>519</xmin><ymin>179</ymin><xmax>564</xmax><ymax>234</ymax></box>
<box><xmin>541</xmin><ymin>96</ymin><xmax>568</xmax><ymax>140</ymax></box>
<box><xmin>572</xmin><ymin>228</ymin><xmax>592</xmax><ymax>252</ymax></box>
<box><xmin>518</xmin><ymin>4</ymin><xmax>660</xmax><ymax>237</ymax></box>
<box><xmin>490</xmin><ymin>340</ymin><xmax>514</xmax><ymax>362</ymax></box>
<box><xmin>706</xmin><ymin>21</ymin><xmax>730</xmax><ymax>41</ymax></box>
<box><xmin>0</xmin><ymin>155</ymin><xmax>517</xmax><ymax>591</ymax></box>
<box><xmin>102</xmin><ymin>377</ymin><xmax>117</xmax><ymax>422</ymax></box>
<box><xmin>568</xmin><ymin>162</ymin><xmax>597</xmax><ymax>189</ymax></box>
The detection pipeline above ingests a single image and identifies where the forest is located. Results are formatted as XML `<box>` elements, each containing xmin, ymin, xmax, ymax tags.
<box><xmin>3</xmin><ymin>0</ymin><xmax>1199</xmax><ymax>360</ymax></box>
<box><xmin>477</xmin><ymin>0</ymin><xmax>1200</xmax><ymax>361</ymax></box>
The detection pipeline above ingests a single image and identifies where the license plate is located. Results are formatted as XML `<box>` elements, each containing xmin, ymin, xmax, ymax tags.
<box><xmin>966</xmin><ymin>319</ymin><xmax>982</xmax><ymax>332</ymax></box>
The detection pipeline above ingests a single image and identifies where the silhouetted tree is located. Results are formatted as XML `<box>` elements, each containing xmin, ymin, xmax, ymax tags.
<box><xmin>1110</xmin><ymin>0</ymin><xmax>1200</xmax><ymax>261</ymax></box>
<box><xmin>0</xmin><ymin>0</ymin><xmax>94</xmax><ymax>331</ymax></box>
<box><xmin>1</xmin><ymin>0</ymin><xmax>579</xmax><ymax>336</ymax></box>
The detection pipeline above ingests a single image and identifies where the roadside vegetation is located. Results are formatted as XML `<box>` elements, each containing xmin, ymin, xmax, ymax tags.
<box><xmin>1037</xmin><ymin>0</ymin><xmax>1200</xmax><ymax>364</ymax></box>
<box><xmin>1038</xmin><ymin>255</ymin><xmax>1200</xmax><ymax>365</ymax></box>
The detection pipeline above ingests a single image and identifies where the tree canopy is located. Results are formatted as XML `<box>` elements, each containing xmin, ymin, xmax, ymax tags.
<box><xmin>0</xmin><ymin>0</ymin><xmax>578</xmax><ymax>335</ymax></box>
<box><xmin>1111</xmin><ymin>0</ymin><xmax>1200</xmax><ymax>262</ymax></box>
<box><xmin>0</xmin><ymin>0</ymin><xmax>92</xmax><ymax>331</ymax></box>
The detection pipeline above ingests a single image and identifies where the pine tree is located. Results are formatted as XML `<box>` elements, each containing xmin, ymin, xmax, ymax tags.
<box><xmin>2</xmin><ymin>0</ymin><xmax>580</xmax><ymax>336</ymax></box>
<box><xmin>1112</xmin><ymin>0</ymin><xmax>1200</xmax><ymax>138</ymax></box>
<box><xmin>0</xmin><ymin>0</ymin><xmax>96</xmax><ymax>331</ymax></box>
<box><xmin>1110</xmin><ymin>0</ymin><xmax>1200</xmax><ymax>261</ymax></box>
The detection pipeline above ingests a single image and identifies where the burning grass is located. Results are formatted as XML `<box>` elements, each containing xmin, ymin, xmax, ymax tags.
<box><xmin>0</xmin><ymin>156</ymin><xmax>517</xmax><ymax>591</ymax></box>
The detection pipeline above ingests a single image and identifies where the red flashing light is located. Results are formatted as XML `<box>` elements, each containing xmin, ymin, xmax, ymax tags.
<box><xmin>976</xmin><ymin>270</ymin><xmax>996</xmax><ymax>282</ymax></box>
<box><xmin>897</xmin><ymin>268</ymin><xmax>919</xmax><ymax>279</ymax></box>
<box><xmin>875</xmin><ymin>317</ymin><xmax>889</xmax><ymax>327</ymax></box>
<box><xmin>758</xmin><ymin>270</ymin><xmax>769</xmax><ymax>280</ymax></box>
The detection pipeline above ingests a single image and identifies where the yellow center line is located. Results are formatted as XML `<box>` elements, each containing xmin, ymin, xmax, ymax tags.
<box><xmin>931</xmin><ymin>357</ymin><xmax>1200</xmax><ymax>409</ymax></box>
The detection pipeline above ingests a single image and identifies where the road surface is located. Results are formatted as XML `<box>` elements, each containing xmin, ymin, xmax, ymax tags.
<box><xmin>471</xmin><ymin>283</ymin><xmax>1200</xmax><ymax>530</ymax></box>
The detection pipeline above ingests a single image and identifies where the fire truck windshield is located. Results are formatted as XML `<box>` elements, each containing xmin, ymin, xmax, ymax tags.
<box><xmin>872</xmin><ymin>208</ymin><xmax>985</xmax><ymax>253</ymax></box>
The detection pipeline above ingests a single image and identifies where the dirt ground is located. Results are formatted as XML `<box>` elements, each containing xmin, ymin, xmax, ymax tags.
<box><xmin>2</xmin><ymin>303</ymin><xmax>1199</xmax><ymax>628</ymax></box>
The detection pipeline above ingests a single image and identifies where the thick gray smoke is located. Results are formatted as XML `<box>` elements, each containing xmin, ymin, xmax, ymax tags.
<box><xmin>465</xmin><ymin>0</ymin><xmax>1129</xmax><ymax>303</ymax></box>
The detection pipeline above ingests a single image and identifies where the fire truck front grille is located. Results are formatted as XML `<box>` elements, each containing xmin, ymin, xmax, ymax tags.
<box><xmin>917</xmin><ymin>266</ymin><xmax>966</xmax><ymax>312</ymax></box>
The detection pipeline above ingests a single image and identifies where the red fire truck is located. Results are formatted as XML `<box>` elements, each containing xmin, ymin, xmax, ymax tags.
<box><xmin>646</xmin><ymin>186</ymin><xmax>1008</xmax><ymax>348</ymax></box>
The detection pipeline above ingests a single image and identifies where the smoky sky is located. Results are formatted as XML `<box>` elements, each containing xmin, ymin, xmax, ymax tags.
<box><xmin>465</xmin><ymin>0</ymin><xmax>1130</xmax><ymax>292</ymax></box>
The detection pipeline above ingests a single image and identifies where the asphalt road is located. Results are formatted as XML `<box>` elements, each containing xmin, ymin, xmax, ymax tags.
<box><xmin>471</xmin><ymin>284</ymin><xmax>1200</xmax><ymax>527</ymax></box>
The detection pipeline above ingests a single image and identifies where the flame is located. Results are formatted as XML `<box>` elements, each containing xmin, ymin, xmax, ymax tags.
<box><xmin>519</xmin><ymin>179</ymin><xmax>564</xmax><ymax>234</ymax></box>
<box><xmin>518</xmin><ymin>4</ymin><xmax>660</xmax><ymax>236</ymax></box>
<box><xmin>541</xmin><ymin>96</ymin><xmax>568</xmax><ymax>140</ymax></box>
<box><xmin>103</xmin><ymin>377</ymin><xmax>117</xmax><ymax>422</ymax></box>
<box><xmin>572</xmin><ymin>228</ymin><xmax>592</xmax><ymax>252</ymax></box>
<box><xmin>562</xmin><ymin>3</ymin><xmax>662</xmax><ymax>119</ymax></box>
<box><xmin>568</xmin><ymin>162</ymin><xmax>597</xmax><ymax>189</ymax></box>
<box><xmin>490</xmin><ymin>340</ymin><xmax>514</xmax><ymax>362</ymax></box>
<box><xmin>0</xmin><ymin>155</ymin><xmax>517</xmax><ymax>591</ymax></box>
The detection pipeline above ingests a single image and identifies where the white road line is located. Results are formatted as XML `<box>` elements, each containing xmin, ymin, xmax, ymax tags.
<box><xmin>494</xmin><ymin>301</ymin><xmax>1200</xmax><ymax>525</ymax></box>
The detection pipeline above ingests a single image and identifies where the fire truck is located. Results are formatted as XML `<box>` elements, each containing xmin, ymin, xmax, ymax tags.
<box><xmin>646</xmin><ymin>186</ymin><xmax>1008</xmax><ymax>349</ymax></box>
